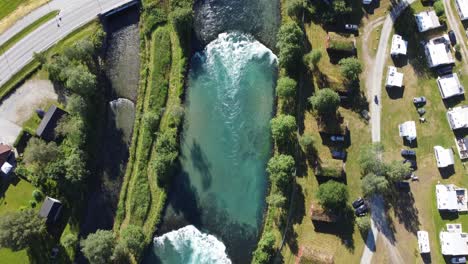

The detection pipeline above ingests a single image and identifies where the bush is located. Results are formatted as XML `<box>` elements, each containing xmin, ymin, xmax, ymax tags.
<box><xmin>62</xmin><ymin>234</ymin><xmax>78</xmax><ymax>249</ymax></box>
<box><xmin>286</xmin><ymin>0</ymin><xmax>306</xmax><ymax>18</ymax></box>
<box><xmin>356</xmin><ymin>216</ymin><xmax>371</xmax><ymax>235</ymax></box>
<box><xmin>316</xmin><ymin>180</ymin><xmax>348</xmax><ymax>212</ymax></box>
<box><xmin>267</xmin><ymin>154</ymin><xmax>296</xmax><ymax>190</ymax></box>
<box><xmin>276</xmin><ymin>77</ymin><xmax>297</xmax><ymax>99</ymax></box>
<box><xmin>32</xmin><ymin>189</ymin><xmax>43</xmax><ymax>201</ymax></box>
<box><xmin>434</xmin><ymin>0</ymin><xmax>445</xmax><ymax>16</ymax></box>
<box><xmin>80</xmin><ymin>230</ymin><xmax>116</xmax><ymax>264</ymax></box>
<box><xmin>328</xmin><ymin>39</ymin><xmax>355</xmax><ymax>52</ymax></box>
<box><xmin>170</xmin><ymin>8</ymin><xmax>193</xmax><ymax>37</ymax></box>
<box><xmin>120</xmin><ymin>225</ymin><xmax>146</xmax><ymax>259</ymax></box>
<box><xmin>299</xmin><ymin>133</ymin><xmax>315</xmax><ymax>154</ymax></box>
<box><xmin>308</xmin><ymin>88</ymin><xmax>340</xmax><ymax>115</ymax></box>
<box><xmin>28</xmin><ymin>200</ymin><xmax>36</xmax><ymax>208</ymax></box>
<box><xmin>252</xmin><ymin>231</ymin><xmax>276</xmax><ymax>264</ymax></box>
<box><xmin>303</xmin><ymin>49</ymin><xmax>322</xmax><ymax>71</ymax></box>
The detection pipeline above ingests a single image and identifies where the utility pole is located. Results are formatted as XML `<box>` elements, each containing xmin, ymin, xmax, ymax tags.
<box><xmin>46</xmin><ymin>2</ymin><xmax>60</xmax><ymax>27</ymax></box>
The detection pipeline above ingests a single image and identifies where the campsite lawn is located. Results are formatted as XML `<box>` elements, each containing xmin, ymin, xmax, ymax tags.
<box><xmin>376</xmin><ymin>2</ymin><xmax>468</xmax><ymax>262</ymax></box>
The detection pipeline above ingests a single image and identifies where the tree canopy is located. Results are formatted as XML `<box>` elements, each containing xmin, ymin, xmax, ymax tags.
<box><xmin>23</xmin><ymin>138</ymin><xmax>59</xmax><ymax>166</ymax></box>
<box><xmin>308</xmin><ymin>88</ymin><xmax>340</xmax><ymax>115</ymax></box>
<box><xmin>361</xmin><ymin>173</ymin><xmax>390</xmax><ymax>197</ymax></box>
<box><xmin>276</xmin><ymin>21</ymin><xmax>304</xmax><ymax>72</ymax></box>
<box><xmin>0</xmin><ymin>209</ymin><xmax>46</xmax><ymax>251</ymax></box>
<box><xmin>267</xmin><ymin>154</ymin><xmax>295</xmax><ymax>190</ymax></box>
<box><xmin>339</xmin><ymin>57</ymin><xmax>362</xmax><ymax>82</ymax></box>
<box><xmin>276</xmin><ymin>77</ymin><xmax>297</xmax><ymax>99</ymax></box>
<box><xmin>316</xmin><ymin>180</ymin><xmax>348</xmax><ymax>212</ymax></box>
<box><xmin>120</xmin><ymin>225</ymin><xmax>146</xmax><ymax>258</ymax></box>
<box><xmin>81</xmin><ymin>230</ymin><xmax>116</xmax><ymax>264</ymax></box>
<box><xmin>252</xmin><ymin>231</ymin><xmax>276</xmax><ymax>264</ymax></box>
<box><xmin>358</xmin><ymin>143</ymin><xmax>385</xmax><ymax>175</ymax></box>
<box><xmin>385</xmin><ymin>161</ymin><xmax>412</xmax><ymax>182</ymax></box>
<box><xmin>270</xmin><ymin>114</ymin><xmax>297</xmax><ymax>144</ymax></box>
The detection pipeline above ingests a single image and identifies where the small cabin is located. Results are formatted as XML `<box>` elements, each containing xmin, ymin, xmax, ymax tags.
<box><xmin>310</xmin><ymin>203</ymin><xmax>340</xmax><ymax>223</ymax></box>
<box><xmin>36</xmin><ymin>105</ymin><xmax>67</xmax><ymax>142</ymax></box>
<box><xmin>39</xmin><ymin>197</ymin><xmax>63</xmax><ymax>224</ymax></box>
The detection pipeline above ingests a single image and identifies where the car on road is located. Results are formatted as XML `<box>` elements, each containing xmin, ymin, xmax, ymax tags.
<box><xmin>448</xmin><ymin>30</ymin><xmax>457</xmax><ymax>46</ymax></box>
<box><xmin>403</xmin><ymin>159</ymin><xmax>417</xmax><ymax>169</ymax></box>
<box><xmin>451</xmin><ymin>256</ymin><xmax>466</xmax><ymax>264</ymax></box>
<box><xmin>345</xmin><ymin>24</ymin><xmax>359</xmax><ymax>31</ymax></box>
<box><xmin>401</xmin><ymin>149</ymin><xmax>416</xmax><ymax>157</ymax></box>
<box><xmin>413</xmin><ymin>96</ymin><xmax>426</xmax><ymax>106</ymax></box>
<box><xmin>331</xmin><ymin>150</ymin><xmax>347</xmax><ymax>160</ymax></box>
<box><xmin>355</xmin><ymin>204</ymin><xmax>368</xmax><ymax>216</ymax></box>
<box><xmin>395</xmin><ymin>181</ymin><xmax>410</xmax><ymax>191</ymax></box>
<box><xmin>330</xmin><ymin>135</ymin><xmax>345</xmax><ymax>142</ymax></box>
<box><xmin>352</xmin><ymin>197</ymin><xmax>365</xmax><ymax>209</ymax></box>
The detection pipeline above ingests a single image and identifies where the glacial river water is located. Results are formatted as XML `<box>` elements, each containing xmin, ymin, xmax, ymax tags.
<box><xmin>145</xmin><ymin>1</ymin><xmax>280</xmax><ymax>263</ymax></box>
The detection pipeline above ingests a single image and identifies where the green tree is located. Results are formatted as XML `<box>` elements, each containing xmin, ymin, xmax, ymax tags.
<box><xmin>356</xmin><ymin>216</ymin><xmax>371</xmax><ymax>236</ymax></box>
<box><xmin>434</xmin><ymin>0</ymin><xmax>445</xmax><ymax>16</ymax></box>
<box><xmin>333</xmin><ymin>0</ymin><xmax>351</xmax><ymax>14</ymax></box>
<box><xmin>267</xmin><ymin>154</ymin><xmax>295</xmax><ymax>190</ymax></box>
<box><xmin>308</xmin><ymin>88</ymin><xmax>340</xmax><ymax>115</ymax></box>
<box><xmin>80</xmin><ymin>230</ymin><xmax>116</xmax><ymax>264</ymax></box>
<box><xmin>385</xmin><ymin>161</ymin><xmax>412</xmax><ymax>182</ymax></box>
<box><xmin>153</xmin><ymin>128</ymin><xmax>179</xmax><ymax>184</ymax></box>
<box><xmin>91</xmin><ymin>27</ymin><xmax>106</xmax><ymax>51</ymax></box>
<box><xmin>316</xmin><ymin>180</ymin><xmax>348</xmax><ymax>212</ymax></box>
<box><xmin>0</xmin><ymin>209</ymin><xmax>46</xmax><ymax>251</ymax></box>
<box><xmin>358</xmin><ymin>143</ymin><xmax>385</xmax><ymax>175</ymax></box>
<box><xmin>120</xmin><ymin>225</ymin><xmax>146</xmax><ymax>258</ymax></box>
<box><xmin>62</xmin><ymin>234</ymin><xmax>78</xmax><ymax>249</ymax></box>
<box><xmin>65</xmin><ymin>64</ymin><xmax>96</xmax><ymax>96</ymax></box>
<box><xmin>64</xmin><ymin>149</ymin><xmax>87</xmax><ymax>184</ymax></box>
<box><xmin>266</xmin><ymin>193</ymin><xmax>287</xmax><ymax>208</ymax></box>
<box><xmin>339</xmin><ymin>57</ymin><xmax>362</xmax><ymax>82</ymax></box>
<box><xmin>361</xmin><ymin>173</ymin><xmax>390</xmax><ymax>197</ymax></box>
<box><xmin>276</xmin><ymin>22</ymin><xmax>304</xmax><ymax>72</ymax></box>
<box><xmin>66</xmin><ymin>94</ymin><xmax>87</xmax><ymax>116</ymax></box>
<box><xmin>286</xmin><ymin>0</ymin><xmax>306</xmax><ymax>18</ymax></box>
<box><xmin>64</xmin><ymin>39</ymin><xmax>95</xmax><ymax>62</ymax></box>
<box><xmin>252</xmin><ymin>231</ymin><xmax>276</xmax><ymax>264</ymax></box>
<box><xmin>33</xmin><ymin>51</ymin><xmax>47</xmax><ymax>65</ymax></box>
<box><xmin>170</xmin><ymin>8</ymin><xmax>193</xmax><ymax>36</ymax></box>
<box><xmin>143</xmin><ymin>112</ymin><xmax>160</xmax><ymax>134</ymax></box>
<box><xmin>276</xmin><ymin>77</ymin><xmax>297</xmax><ymax>99</ymax></box>
<box><xmin>23</xmin><ymin>138</ymin><xmax>59</xmax><ymax>166</ymax></box>
<box><xmin>303</xmin><ymin>49</ymin><xmax>322</xmax><ymax>71</ymax></box>
<box><xmin>112</xmin><ymin>242</ymin><xmax>130</xmax><ymax>264</ymax></box>
<box><xmin>270</xmin><ymin>114</ymin><xmax>297</xmax><ymax>144</ymax></box>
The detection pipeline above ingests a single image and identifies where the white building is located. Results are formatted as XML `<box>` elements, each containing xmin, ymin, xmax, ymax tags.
<box><xmin>390</xmin><ymin>34</ymin><xmax>408</xmax><ymax>57</ymax></box>
<box><xmin>447</xmin><ymin>105</ymin><xmax>468</xmax><ymax>130</ymax></box>
<box><xmin>437</xmin><ymin>73</ymin><xmax>465</xmax><ymax>99</ymax></box>
<box><xmin>417</xmin><ymin>231</ymin><xmax>430</xmax><ymax>253</ymax></box>
<box><xmin>440</xmin><ymin>223</ymin><xmax>468</xmax><ymax>255</ymax></box>
<box><xmin>386</xmin><ymin>66</ymin><xmax>404</xmax><ymax>87</ymax></box>
<box><xmin>399</xmin><ymin>121</ymin><xmax>417</xmax><ymax>142</ymax></box>
<box><xmin>415</xmin><ymin>10</ymin><xmax>441</xmax><ymax>32</ymax></box>
<box><xmin>425</xmin><ymin>39</ymin><xmax>455</xmax><ymax>68</ymax></box>
<box><xmin>434</xmin><ymin>146</ymin><xmax>455</xmax><ymax>168</ymax></box>
<box><xmin>455</xmin><ymin>0</ymin><xmax>468</xmax><ymax>20</ymax></box>
<box><xmin>436</xmin><ymin>184</ymin><xmax>468</xmax><ymax>212</ymax></box>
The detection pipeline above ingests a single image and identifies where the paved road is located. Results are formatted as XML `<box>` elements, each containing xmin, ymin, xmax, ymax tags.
<box><xmin>443</xmin><ymin>0</ymin><xmax>468</xmax><ymax>73</ymax></box>
<box><xmin>361</xmin><ymin>0</ymin><xmax>415</xmax><ymax>263</ymax></box>
<box><xmin>0</xmin><ymin>0</ymin><xmax>134</xmax><ymax>87</ymax></box>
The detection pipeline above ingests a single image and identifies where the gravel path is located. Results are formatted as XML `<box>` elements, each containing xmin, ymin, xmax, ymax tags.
<box><xmin>360</xmin><ymin>0</ymin><xmax>415</xmax><ymax>263</ymax></box>
<box><xmin>443</xmin><ymin>0</ymin><xmax>468</xmax><ymax>73</ymax></box>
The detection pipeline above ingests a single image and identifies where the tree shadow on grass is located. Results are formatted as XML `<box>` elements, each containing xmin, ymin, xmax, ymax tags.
<box><xmin>312</xmin><ymin>206</ymin><xmax>356</xmax><ymax>251</ymax></box>
<box><xmin>282</xmin><ymin>182</ymin><xmax>306</xmax><ymax>255</ymax></box>
<box><xmin>390</xmin><ymin>190</ymin><xmax>420</xmax><ymax>234</ymax></box>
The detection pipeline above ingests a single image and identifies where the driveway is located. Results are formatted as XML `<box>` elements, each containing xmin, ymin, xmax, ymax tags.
<box><xmin>361</xmin><ymin>0</ymin><xmax>415</xmax><ymax>263</ymax></box>
<box><xmin>0</xmin><ymin>79</ymin><xmax>57</xmax><ymax>145</ymax></box>
<box><xmin>0</xmin><ymin>0</ymin><xmax>134</xmax><ymax>87</ymax></box>
<box><xmin>443</xmin><ymin>0</ymin><xmax>468</xmax><ymax>73</ymax></box>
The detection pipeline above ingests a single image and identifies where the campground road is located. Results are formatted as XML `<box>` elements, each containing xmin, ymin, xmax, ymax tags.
<box><xmin>0</xmin><ymin>0</ymin><xmax>134</xmax><ymax>88</ymax></box>
<box><xmin>361</xmin><ymin>0</ymin><xmax>415</xmax><ymax>263</ymax></box>
<box><xmin>443</xmin><ymin>0</ymin><xmax>468</xmax><ymax>73</ymax></box>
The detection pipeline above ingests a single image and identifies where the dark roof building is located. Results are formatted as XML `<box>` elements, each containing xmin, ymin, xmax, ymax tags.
<box><xmin>39</xmin><ymin>197</ymin><xmax>62</xmax><ymax>224</ymax></box>
<box><xmin>0</xmin><ymin>144</ymin><xmax>12</xmax><ymax>166</ymax></box>
<box><xmin>36</xmin><ymin>105</ymin><xmax>66</xmax><ymax>142</ymax></box>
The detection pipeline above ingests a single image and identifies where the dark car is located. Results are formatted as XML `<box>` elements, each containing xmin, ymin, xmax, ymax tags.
<box><xmin>355</xmin><ymin>204</ymin><xmax>368</xmax><ymax>216</ymax></box>
<box><xmin>345</xmin><ymin>24</ymin><xmax>359</xmax><ymax>31</ymax></box>
<box><xmin>448</xmin><ymin>30</ymin><xmax>457</xmax><ymax>45</ymax></box>
<box><xmin>352</xmin><ymin>197</ymin><xmax>365</xmax><ymax>209</ymax></box>
<box><xmin>395</xmin><ymin>181</ymin><xmax>410</xmax><ymax>191</ymax></box>
<box><xmin>413</xmin><ymin>96</ymin><xmax>426</xmax><ymax>105</ymax></box>
<box><xmin>403</xmin><ymin>159</ymin><xmax>417</xmax><ymax>169</ymax></box>
<box><xmin>401</xmin><ymin>149</ymin><xmax>416</xmax><ymax>157</ymax></box>
<box><xmin>331</xmin><ymin>150</ymin><xmax>347</xmax><ymax>160</ymax></box>
<box><xmin>330</xmin><ymin>135</ymin><xmax>345</xmax><ymax>142</ymax></box>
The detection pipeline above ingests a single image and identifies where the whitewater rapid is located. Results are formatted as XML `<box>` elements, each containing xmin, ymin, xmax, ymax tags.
<box><xmin>153</xmin><ymin>225</ymin><xmax>232</xmax><ymax>264</ymax></box>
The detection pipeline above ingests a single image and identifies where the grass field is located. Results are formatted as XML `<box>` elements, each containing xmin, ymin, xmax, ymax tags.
<box><xmin>0</xmin><ymin>0</ymin><xmax>50</xmax><ymax>34</ymax></box>
<box><xmin>0</xmin><ymin>10</ymin><xmax>59</xmax><ymax>56</ymax></box>
<box><xmin>376</xmin><ymin>2</ymin><xmax>468</xmax><ymax>262</ymax></box>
